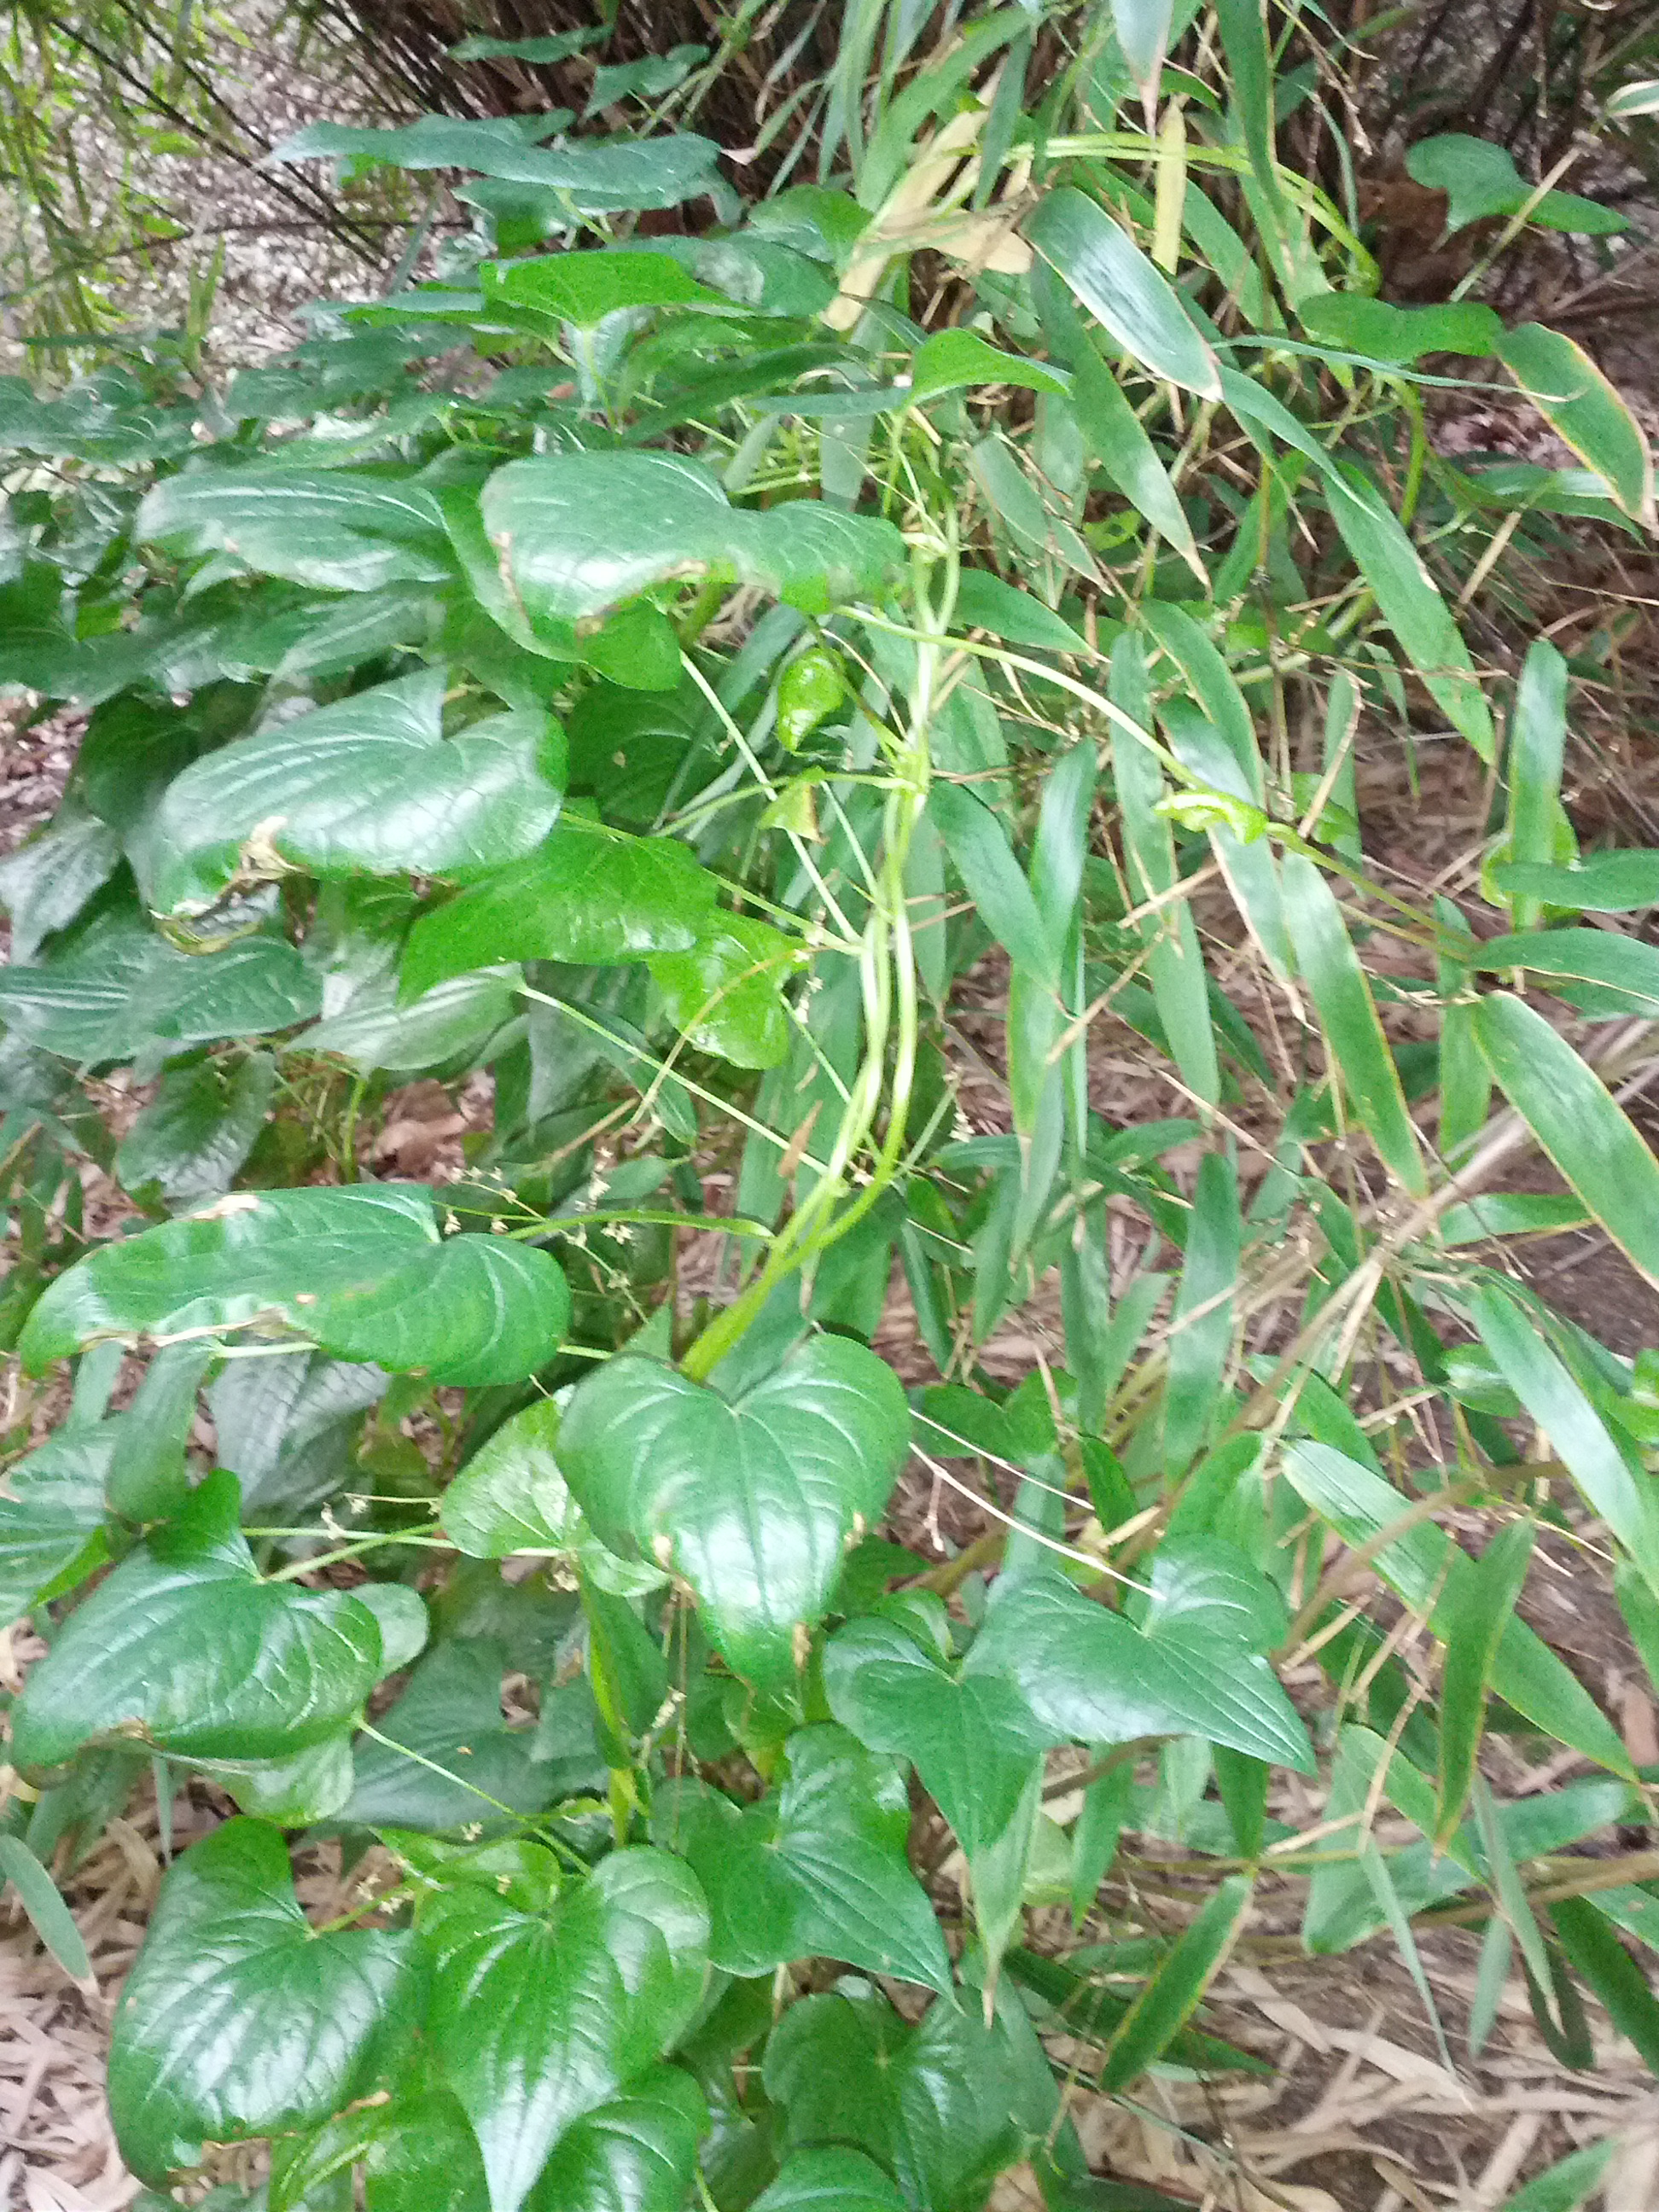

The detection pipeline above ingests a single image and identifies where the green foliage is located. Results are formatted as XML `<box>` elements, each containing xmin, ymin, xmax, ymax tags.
<box><xmin>3</xmin><ymin>8</ymin><xmax>1659</xmax><ymax>2207</ymax></box>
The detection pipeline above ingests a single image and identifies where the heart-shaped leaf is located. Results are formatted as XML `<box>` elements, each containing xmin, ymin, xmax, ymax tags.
<box><xmin>400</xmin><ymin>822</ymin><xmax>719</xmax><ymax>999</ymax></box>
<box><xmin>442</xmin><ymin>1398</ymin><xmax>572</xmax><ymax>1557</ymax></box>
<box><xmin>965</xmin><ymin>1567</ymin><xmax>1314</xmax><ymax>1771</ymax></box>
<box><xmin>106</xmin><ymin>1817</ymin><xmax>415</xmax><ymax>2182</ymax></box>
<box><xmin>343</xmin><ymin>1639</ymin><xmax>558</xmax><ymax>1834</ymax></box>
<box><xmin>115</xmin><ymin>1051</ymin><xmax>276</xmax><ymax>1211</ymax></box>
<box><xmin>9</xmin><ymin>1470</ymin><xmax>414</xmax><ymax>1770</ymax></box>
<box><xmin>0</xmin><ymin>910</ymin><xmax>320</xmax><ymax>1065</ymax></box>
<box><xmin>480</xmin><ymin>452</ymin><xmax>905</xmax><ymax>626</ymax></box>
<box><xmin>530</xmin><ymin>2067</ymin><xmax>707</xmax><ymax>2212</ymax></box>
<box><xmin>20</xmin><ymin>1183</ymin><xmax>569</xmax><ymax>1388</ymax></box>
<box><xmin>822</xmin><ymin>1618</ymin><xmax>1050</xmax><ymax>1860</ymax></box>
<box><xmin>137</xmin><ymin>466</ymin><xmax>451</xmax><ymax>593</ymax></box>
<box><xmin>749</xmin><ymin>2150</ymin><xmax>911</xmax><ymax>2212</ymax></box>
<box><xmin>0</xmin><ymin>1426</ymin><xmax>113</xmax><ymax>1627</ymax></box>
<box><xmin>557</xmin><ymin>1337</ymin><xmax>909</xmax><ymax>1690</ymax></box>
<box><xmin>647</xmin><ymin>912</ymin><xmax>806</xmax><ymax>1068</ymax></box>
<box><xmin>441</xmin><ymin>1399</ymin><xmax>664</xmax><ymax>1598</ymax></box>
<box><xmin>763</xmin><ymin>1986</ymin><xmax>1022</xmax><ymax>2212</ymax></box>
<box><xmin>150</xmin><ymin>671</ymin><xmax>564</xmax><ymax>916</ymax></box>
<box><xmin>422</xmin><ymin>1847</ymin><xmax>709</xmax><ymax>2212</ymax></box>
<box><xmin>653</xmin><ymin>1724</ymin><xmax>951</xmax><ymax>1991</ymax></box>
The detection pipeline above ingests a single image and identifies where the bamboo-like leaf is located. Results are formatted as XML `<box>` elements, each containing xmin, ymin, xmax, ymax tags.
<box><xmin>1110</xmin><ymin>637</ymin><xmax>1219</xmax><ymax>1105</ymax></box>
<box><xmin>1499</xmin><ymin>323</ymin><xmax>1656</xmax><ymax>526</ymax></box>
<box><xmin>1323</xmin><ymin>469</ymin><xmax>1495</xmax><ymax>761</ymax></box>
<box><xmin>1027</xmin><ymin>188</ymin><xmax>1221</xmax><ymax>399</ymax></box>
<box><xmin>1503</xmin><ymin>639</ymin><xmax>1569</xmax><ymax>932</ymax></box>
<box><xmin>1097</xmin><ymin>1875</ymin><xmax>1253</xmax><ymax>2089</ymax></box>
<box><xmin>1435</xmin><ymin>1519</ymin><xmax>1535</xmax><ymax>1846</ymax></box>
<box><xmin>1473</xmin><ymin>992</ymin><xmax>1659</xmax><ymax>1288</ymax></box>
<box><xmin>1281</xmin><ymin>855</ymin><xmax>1427</xmax><ymax>1195</ymax></box>
<box><xmin>1466</xmin><ymin>1284</ymin><xmax>1659</xmax><ymax>1593</ymax></box>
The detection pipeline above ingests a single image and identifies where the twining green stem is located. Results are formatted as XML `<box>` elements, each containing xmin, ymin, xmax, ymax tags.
<box><xmin>678</xmin><ymin>548</ymin><xmax>951</xmax><ymax>1382</ymax></box>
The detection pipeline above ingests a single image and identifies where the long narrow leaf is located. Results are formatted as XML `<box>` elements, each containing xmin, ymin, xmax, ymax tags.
<box><xmin>1097</xmin><ymin>1875</ymin><xmax>1253</xmax><ymax>2089</ymax></box>
<box><xmin>1281</xmin><ymin>855</ymin><xmax>1427</xmax><ymax>1196</ymax></box>
<box><xmin>1504</xmin><ymin>639</ymin><xmax>1569</xmax><ymax>932</ymax></box>
<box><xmin>1473</xmin><ymin>991</ymin><xmax>1659</xmax><ymax>1288</ymax></box>
<box><xmin>1466</xmin><ymin>1284</ymin><xmax>1659</xmax><ymax>1592</ymax></box>
<box><xmin>1435</xmin><ymin>1519</ymin><xmax>1536</xmax><ymax>1845</ymax></box>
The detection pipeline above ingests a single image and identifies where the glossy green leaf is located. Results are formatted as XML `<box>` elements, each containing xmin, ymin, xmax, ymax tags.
<box><xmin>965</xmin><ymin>1566</ymin><xmax>1313</xmax><ymax>1769</ymax></box>
<box><xmin>558</xmin><ymin>1336</ymin><xmax>909</xmax><ymax>1691</ymax></box>
<box><xmin>105</xmin><ymin>1341</ymin><xmax>211</xmax><ymax>1523</ymax></box>
<box><xmin>344</xmin><ymin>1639</ymin><xmax>555</xmax><ymax>1834</ymax></box>
<box><xmin>647</xmin><ymin>911</ymin><xmax>806</xmax><ymax>1069</ymax></box>
<box><xmin>401</xmin><ymin>824</ymin><xmax>719</xmax><ymax>996</ymax></box>
<box><xmin>1470</xmin><ymin>927</ymin><xmax>1659</xmax><ymax>1015</ymax></box>
<box><xmin>1110</xmin><ymin>636</ymin><xmax>1219</xmax><ymax>1105</ymax></box>
<box><xmin>1551</xmin><ymin>1894</ymin><xmax>1659</xmax><ymax>2071</ymax></box>
<box><xmin>928</xmin><ymin>783</ymin><xmax>1056</xmax><ymax>986</ymax></box>
<box><xmin>1406</xmin><ymin>134</ymin><xmax>1628</xmax><ymax>236</ymax></box>
<box><xmin>953</xmin><ymin>570</ymin><xmax>1087</xmax><ymax>653</ymax></box>
<box><xmin>1281</xmin><ymin>853</ymin><xmax>1427</xmax><ymax>1196</ymax></box>
<box><xmin>0</xmin><ymin>805</ymin><xmax>122</xmax><ymax>963</ymax></box>
<box><xmin>306</xmin><ymin>972</ymin><xmax>518</xmax><ymax>1075</ymax></box>
<box><xmin>441</xmin><ymin>1397</ymin><xmax>569</xmax><ymax>1557</ymax></box>
<box><xmin>1435</xmin><ymin>1518</ymin><xmax>1535</xmax><ymax>1845</ymax></box>
<box><xmin>1472</xmin><ymin>991</ymin><xmax>1659</xmax><ymax>1289</ymax></box>
<box><xmin>749</xmin><ymin>2149</ymin><xmax>910</xmax><ymax>2212</ymax></box>
<box><xmin>1323</xmin><ymin>468</ymin><xmax>1494</xmax><ymax>760</ymax></box>
<box><xmin>1468</xmin><ymin>1285</ymin><xmax>1659</xmax><ymax>1586</ymax></box>
<box><xmin>422</xmin><ymin>1847</ymin><xmax>708</xmax><ymax>2212</ymax></box>
<box><xmin>1033</xmin><ymin>263</ymin><xmax>1204</xmax><ymax>578</ymax></box>
<box><xmin>488</xmin><ymin>249</ymin><xmax>730</xmax><ymax>326</ymax></box>
<box><xmin>822</xmin><ymin>1615</ymin><xmax>1051</xmax><ymax>1859</ymax></box>
<box><xmin>107</xmin><ymin>1818</ymin><xmax>413</xmax><ymax>2181</ymax></box>
<box><xmin>137</xmin><ymin>467</ymin><xmax>451</xmax><ymax>593</ymax></box>
<box><xmin>1608</xmin><ymin>79</ymin><xmax>1659</xmax><ymax>119</ymax></box>
<box><xmin>1028</xmin><ymin>187</ymin><xmax>1221</xmax><ymax>399</ymax></box>
<box><xmin>116</xmin><ymin>1052</ymin><xmax>276</xmax><ymax>1211</ymax></box>
<box><xmin>0</xmin><ymin>1426</ymin><xmax>113</xmax><ymax>1627</ymax></box>
<box><xmin>1282</xmin><ymin>1441</ymin><xmax>1633</xmax><ymax>1772</ymax></box>
<box><xmin>1098</xmin><ymin>1874</ymin><xmax>1252</xmax><ymax>2090</ymax></box>
<box><xmin>654</xmin><ymin>1724</ymin><xmax>951</xmax><ymax>1990</ymax></box>
<box><xmin>530</xmin><ymin>2069</ymin><xmax>707</xmax><ymax>2212</ymax></box>
<box><xmin>10</xmin><ymin>1470</ymin><xmax>412</xmax><ymax>1769</ymax></box>
<box><xmin>482</xmin><ymin>453</ymin><xmax>905</xmax><ymax>626</ymax></box>
<box><xmin>20</xmin><ymin>1183</ymin><xmax>569</xmax><ymax>1388</ymax></box>
<box><xmin>1499</xmin><ymin>323</ymin><xmax>1655</xmax><ymax>525</ymax></box>
<box><xmin>1161</xmin><ymin>702</ymin><xmax>1289</xmax><ymax>983</ymax></box>
<box><xmin>763</xmin><ymin>1985</ymin><xmax>1023</xmax><ymax>2212</ymax></box>
<box><xmin>1297</xmin><ymin>292</ymin><xmax>1504</xmax><ymax>364</ymax></box>
<box><xmin>0</xmin><ymin>914</ymin><xmax>320</xmax><ymax>1064</ymax></box>
<box><xmin>149</xmin><ymin>672</ymin><xmax>563</xmax><ymax>916</ymax></box>
<box><xmin>1111</xmin><ymin>0</ymin><xmax>1176</xmax><ymax>113</ymax></box>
